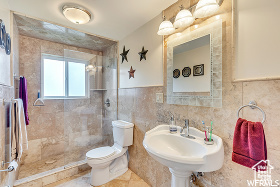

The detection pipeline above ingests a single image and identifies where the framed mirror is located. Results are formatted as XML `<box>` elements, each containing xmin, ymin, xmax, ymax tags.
<box><xmin>166</xmin><ymin>20</ymin><xmax>222</xmax><ymax>107</ymax></box>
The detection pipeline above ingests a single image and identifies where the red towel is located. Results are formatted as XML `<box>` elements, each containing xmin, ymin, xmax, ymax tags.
<box><xmin>232</xmin><ymin>118</ymin><xmax>267</xmax><ymax>171</ymax></box>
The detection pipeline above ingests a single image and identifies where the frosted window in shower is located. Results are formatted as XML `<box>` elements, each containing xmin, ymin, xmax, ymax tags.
<box><xmin>43</xmin><ymin>58</ymin><xmax>65</xmax><ymax>97</ymax></box>
<box><xmin>68</xmin><ymin>61</ymin><xmax>86</xmax><ymax>97</ymax></box>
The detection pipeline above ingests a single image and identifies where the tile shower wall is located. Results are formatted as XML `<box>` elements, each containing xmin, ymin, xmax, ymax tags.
<box><xmin>18</xmin><ymin>35</ymin><xmax>114</xmax><ymax>179</ymax></box>
<box><xmin>118</xmin><ymin>0</ymin><xmax>280</xmax><ymax>186</ymax></box>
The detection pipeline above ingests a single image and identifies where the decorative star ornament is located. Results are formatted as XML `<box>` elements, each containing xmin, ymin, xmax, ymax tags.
<box><xmin>128</xmin><ymin>66</ymin><xmax>136</xmax><ymax>79</ymax></box>
<box><xmin>120</xmin><ymin>46</ymin><xmax>130</xmax><ymax>63</ymax></box>
<box><xmin>138</xmin><ymin>46</ymin><xmax>148</xmax><ymax>61</ymax></box>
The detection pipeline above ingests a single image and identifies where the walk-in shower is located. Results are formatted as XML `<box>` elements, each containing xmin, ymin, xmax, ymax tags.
<box><xmin>9</xmin><ymin>13</ymin><xmax>118</xmax><ymax>184</ymax></box>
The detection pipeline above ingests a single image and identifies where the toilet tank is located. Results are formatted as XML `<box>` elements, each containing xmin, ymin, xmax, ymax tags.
<box><xmin>112</xmin><ymin>120</ymin><xmax>134</xmax><ymax>147</ymax></box>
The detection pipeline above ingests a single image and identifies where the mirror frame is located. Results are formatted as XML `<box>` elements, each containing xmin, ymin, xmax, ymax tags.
<box><xmin>166</xmin><ymin>20</ymin><xmax>222</xmax><ymax>107</ymax></box>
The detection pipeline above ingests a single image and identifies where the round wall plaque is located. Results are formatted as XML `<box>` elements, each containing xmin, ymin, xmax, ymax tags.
<box><xmin>173</xmin><ymin>69</ymin><xmax>180</xmax><ymax>78</ymax></box>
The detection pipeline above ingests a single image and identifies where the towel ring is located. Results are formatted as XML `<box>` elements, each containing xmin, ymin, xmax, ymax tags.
<box><xmin>237</xmin><ymin>101</ymin><xmax>266</xmax><ymax>123</ymax></box>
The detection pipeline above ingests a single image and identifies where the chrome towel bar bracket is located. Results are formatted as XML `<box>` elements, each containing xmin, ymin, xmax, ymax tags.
<box><xmin>1</xmin><ymin>97</ymin><xmax>15</xmax><ymax>106</ymax></box>
<box><xmin>237</xmin><ymin>100</ymin><xmax>266</xmax><ymax>123</ymax></box>
<box><xmin>0</xmin><ymin>166</ymin><xmax>14</xmax><ymax>172</ymax></box>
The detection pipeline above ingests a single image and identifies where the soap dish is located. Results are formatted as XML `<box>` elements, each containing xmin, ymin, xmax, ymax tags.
<box><xmin>204</xmin><ymin>138</ymin><xmax>214</xmax><ymax>145</ymax></box>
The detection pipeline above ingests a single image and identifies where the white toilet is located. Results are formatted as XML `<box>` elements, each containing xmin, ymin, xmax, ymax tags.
<box><xmin>86</xmin><ymin>120</ymin><xmax>134</xmax><ymax>186</ymax></box>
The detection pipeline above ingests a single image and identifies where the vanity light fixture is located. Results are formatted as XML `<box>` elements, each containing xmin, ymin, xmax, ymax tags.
<box><xmin>174</xmin><ymin>5</ymin><xmax>195</xmax><ymax>28</ymax></box>
<box><xmin>193</xmin><ymin>0</ymin><xmax>220</xmax><ymax>18</ymax></box>
<box><xmin>62</xmin><ymin>5</ymin><xmax>91</xmax><ymax>24</ymax></box>
<box><xmin>158</xmin><ymin>0</ymin><xmax>222</xmax><ymax>35</ymax></box>
<box><xmin>157</xmin><ymin>16</ymin><xmax>175</xmax><ymax>36</ymax></box>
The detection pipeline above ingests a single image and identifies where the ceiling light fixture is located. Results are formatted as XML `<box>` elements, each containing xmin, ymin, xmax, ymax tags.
<box><xmin>193</xmin><ymin>0</ymin><xmax>220</xmax><ymax>18</ymax></box>
<box><xmin>174</xmin><ymin>5</ymin><xmax>195</xmax><ymax>29</ymax></box>
<box><xmin>62</xmin><ymin>5</ymin><xmax>91</xmax><ymax>24</ymax></box>
<box><xmin>157</xmin><ymin>16</ymin><xmax>175</xmax><ymax>36</ymax></box>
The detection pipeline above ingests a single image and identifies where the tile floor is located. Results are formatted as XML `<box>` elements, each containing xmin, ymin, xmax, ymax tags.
<box><xmin>45</xmin><ymin>169</ymin><xmax>150</xmax><ymax>187</ymax></box>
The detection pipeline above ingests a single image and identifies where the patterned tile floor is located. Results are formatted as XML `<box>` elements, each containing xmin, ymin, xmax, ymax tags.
<box><xmin>45</xmin><ymin>169</ymin><xmax>150</xmax><ymax>187</ymax></box>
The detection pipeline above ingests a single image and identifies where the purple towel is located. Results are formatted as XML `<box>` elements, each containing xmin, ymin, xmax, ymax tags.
<box><xmin>19</xmin><ymin>77</ymin><xmax>29</xmax><ymax>125</ymax></box>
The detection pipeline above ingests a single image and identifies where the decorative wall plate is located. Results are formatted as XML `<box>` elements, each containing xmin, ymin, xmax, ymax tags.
<box><xmin>5</xmin><ymin>33</ymin><xmax>11</xmax><ymax>55</ymax></box>
<box><xmin>0</xmin><ymin>20</ymin><xmax>6</xmax><ymax>49</ymax></box>
<box><xmin>182</xmin><ymin>67</ymin><xmax>191</xmax><ymax>77</ymax></box>
<box><xmin>193</xmin><ymin>64</ymin><xmax>204</xmax><ymax>76</ymax></box>
<box><xmin>173</xmin><ymin>69</ymin><xmax>180</xmax><ymax>78</ymax></box>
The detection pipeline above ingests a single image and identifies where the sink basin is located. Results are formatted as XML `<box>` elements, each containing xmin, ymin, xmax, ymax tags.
<box><xmin>143</xmin><ymin>125</ymin><xmax>224</xmax><ymax>187</ymax></box>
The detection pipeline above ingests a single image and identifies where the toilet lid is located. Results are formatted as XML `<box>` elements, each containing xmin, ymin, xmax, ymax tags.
<box><xmin>86</xmin><ymin>146</ymin><xmax>116</xmax><ymax>160</ymax></box>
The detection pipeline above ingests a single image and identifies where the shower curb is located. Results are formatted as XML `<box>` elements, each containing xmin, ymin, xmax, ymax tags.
<box><xmin>14</xmin><ymin>160</ymin><xmax>90</xmax><ymax>187</ymax></box>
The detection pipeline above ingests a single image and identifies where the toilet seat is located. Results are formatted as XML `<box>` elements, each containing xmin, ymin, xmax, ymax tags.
<box><xmin>86</xmin><ymin>146</ymin><xmax>116</xmax><ymax>160</ymax></box>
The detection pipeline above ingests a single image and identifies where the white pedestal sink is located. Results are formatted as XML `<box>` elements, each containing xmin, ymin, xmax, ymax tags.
<box><xmin>143</xmin><ymin>125</ymin><xmax>224</xmax><ymax>187</ymax></box>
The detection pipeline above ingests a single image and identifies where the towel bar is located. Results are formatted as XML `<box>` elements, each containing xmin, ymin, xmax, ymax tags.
<box><xmin>237</xmin><ymin>100</ymin><xmax>266</xmax><ymax>123</ymax></box>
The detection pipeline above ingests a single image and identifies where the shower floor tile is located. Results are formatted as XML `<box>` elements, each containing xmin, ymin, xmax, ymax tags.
<box><xmin>44</xmin><ymin>169</ymin><xmax>150</xmax><ymax>187</ymax></box>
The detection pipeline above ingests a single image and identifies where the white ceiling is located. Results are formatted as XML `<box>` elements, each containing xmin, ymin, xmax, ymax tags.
<box><xmin>7</xmin><ymin>0</ymin><xmax>177</xmax><ymax>41</ymax></box>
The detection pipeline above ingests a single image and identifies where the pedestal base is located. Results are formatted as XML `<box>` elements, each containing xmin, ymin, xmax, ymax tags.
<box><xmin>169</xmin><ymin>168</ymin><xmax>192</xmax><ymax>187</ymax></box>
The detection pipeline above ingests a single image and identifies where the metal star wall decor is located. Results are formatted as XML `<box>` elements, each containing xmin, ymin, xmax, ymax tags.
<box><xmin>138</xmin><ymin>46</ymin><xmax>148</xmax><ymax>61</ymax></box>
<box><xmin>128</xmin><ymin>66</ymin><xmax>136</xmax><ymax>79</ymax></box>
<box><xmin>120</xmin><ymin>46</ymin><xmax>130</xmax><ymax>63</ymax></box>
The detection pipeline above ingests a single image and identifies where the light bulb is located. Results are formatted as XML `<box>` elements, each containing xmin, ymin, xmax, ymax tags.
<box><xmin>194</xmin><ymin>0</ymin><xmax>220</xmax><ymax>18</ymax></box>
<box><xmin>174</xmin><ymin>9</ymin><xmax>195</xmax><ymax>28</ymax></box>
<box><xmin>157</xmin><ymin>20</ymin><xmax>175</xmax><ymax>35</ymax></box>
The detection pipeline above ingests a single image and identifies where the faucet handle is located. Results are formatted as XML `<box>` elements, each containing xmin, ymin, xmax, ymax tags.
<box><xmin>169</xmin><ymin>112</ymin><xmax>174</xmax><ymax>120</ymax></box>
<box><xmin>180</xmin><ymin>120</ymin><xmax>189</xmax><ymax>133</ymax></box>
<box><xmin>185</xmin><ymin>119</ymin><xmax>189</xmax><ymax>126</ymax></box>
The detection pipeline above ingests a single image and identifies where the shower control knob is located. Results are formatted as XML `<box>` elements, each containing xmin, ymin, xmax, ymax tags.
<box><xmin>104</xmin><ymin>99</ymin><xmax>110</xmax><ymax>107</ymax></box>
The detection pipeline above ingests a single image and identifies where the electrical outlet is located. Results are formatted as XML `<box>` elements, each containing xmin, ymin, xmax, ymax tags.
<box><xmin>156</xmin><ymin>93</ymin><xmax>164</xmax><ymax>103</ymax></box>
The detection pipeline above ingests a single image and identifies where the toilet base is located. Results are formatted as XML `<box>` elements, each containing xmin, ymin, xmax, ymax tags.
<box><xmin>90</xmin><ymin>152</ymin><xmax>128</xmax><ymax>186</ymax></box>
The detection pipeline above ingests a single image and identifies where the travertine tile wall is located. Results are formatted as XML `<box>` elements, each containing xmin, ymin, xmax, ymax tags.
<box><xmin>18</xmin><ymin>35</ymin><xmax>114</xmax><ymax>179</ymax></box>
<box><xmin>118</xmin><ymin>0</ymin><xmax>280</xmax><ymax>186</ymax></box>
<box><xmin>14</xmin><ymin>14</ymin><xmax>116</xmax><ymax>52</ymax></box>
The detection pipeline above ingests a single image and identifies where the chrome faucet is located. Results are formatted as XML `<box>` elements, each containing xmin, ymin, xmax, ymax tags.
<box><xmin>180</xmin><ymin>119</ymin><xmax>195</xmax><ymax>139</ymax></box>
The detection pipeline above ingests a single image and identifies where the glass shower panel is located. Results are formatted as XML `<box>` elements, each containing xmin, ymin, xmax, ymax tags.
<box><xmin>68</xmin><ymin>61</ymin><xmax>86</xmax><ymax>97</ymax></box>
<box><xmin>63</xmin><ymin>47</ymin><xmax>117</xmax><ymax>167</ymax></box>
<box><xmin>101</xmin><ymin>44</ymin><xmax>118</xmax><ymax>143</ymax></box>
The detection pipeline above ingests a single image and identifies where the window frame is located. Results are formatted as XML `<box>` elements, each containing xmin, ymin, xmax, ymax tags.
<box><xmin>41</xmin><ymin>54</ymin><xmax>89</xmax><ymax>99</ymax></box>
